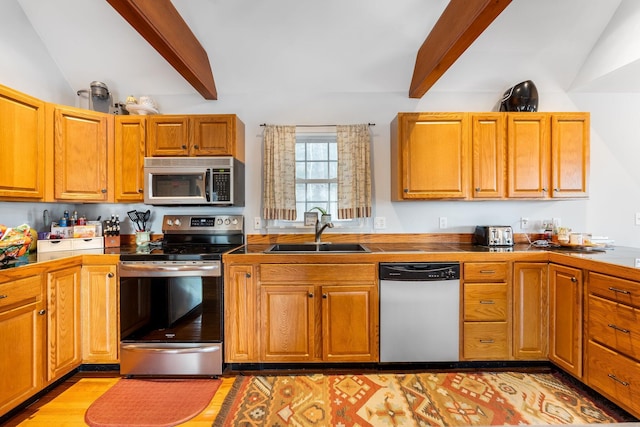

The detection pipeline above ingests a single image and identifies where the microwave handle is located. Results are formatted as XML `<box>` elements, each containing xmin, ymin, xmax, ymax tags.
<box><xmin>205</xmin><ymin>169</ymin><xmax>211</xmax><ymax>202</ymax></box>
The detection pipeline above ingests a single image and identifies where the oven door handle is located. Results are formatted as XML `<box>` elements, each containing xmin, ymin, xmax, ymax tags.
<box><xmin>119</xmin><ymin>262</ymin><xmax>221</xmax><ymax>277</ymax></box>
<box><xmin>121</xmin><ymin>344</ymin><xmax>221</xmax><ymax>354</ymax></box>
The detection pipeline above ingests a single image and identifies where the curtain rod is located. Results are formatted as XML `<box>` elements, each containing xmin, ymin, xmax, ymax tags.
<box><xmin>260</xmin><ymin>123</ymin><xmax>375</xmax><ymax>127</ymax></box>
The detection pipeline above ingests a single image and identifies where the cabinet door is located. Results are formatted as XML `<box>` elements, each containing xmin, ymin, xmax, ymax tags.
<box><xmin>0</xmin><ymin>275</ymin><xmax>45</xmax><ymax>417</ymax></box>
<box><xmin>549</xmin><ymin>264</ymin><xmax>583</xmax><ymax>378</ymax></box>
<box><xmin>53</xmin><ymin>106</ymin><xmax>113</xmax><ymax>201</ymax></box>
<box><xmin>225</xmin><ymin>264</ymin><xmax>258</xmax><ymax>362</ymax></box>
<box><xmin>81</xmin><ymin>264</ymin><xmax>119</xmax><ymax>363</ymax></box>
<box><xmin>322</xmin><ymin>284</ymin><xmax>378</xmax><ymax>362</ymax></box>
<box><xmin>47</xmin><ymin>266</ymin><xmax>82</xmax><ymax>382</ymax></box>
<box><xmin>191</xmin><ymin>115</ymin><xmax>241</xmax><ymax>157</ymax></box>
<box><xmin>507</xmin><ymin>113</ymin><xmax>550</xmax><ymax>198</ymax></box>
<box><xmin>146</xmin><ymin>115</ymin><xmax>189</xmax><ymax>156</ymax></box>
<box><xmin>471</xmin><ymin>113</ymin><xmax>505</xmax><ymax>199</ymax></box>
<box><xmin>551</xmin><ymin>113</ymin><xmax>589</xmax><ymax>198</ymax></box>
<box><xmin>392</xmin><ymin>113</ymin><xmax>469</xmax><ymax>199</ymax></box>
<box><xmin>0</xmin><ymin>84</ymin><xmax>46</xmax><ymax>200</ymax></box>
<box><xmin>513</xmin><ymin>262</ymin><xmax>548</xmax><ymax>359</ymax></box>
<box><xmin>260</xmin><ymin>284</ymin><xmax>315</xmax><ymax>361</ymax></box>
<box><xmin>115</xmin><ymin>115</ymin><xmax>145</xmax><ymax>202</ymax></box>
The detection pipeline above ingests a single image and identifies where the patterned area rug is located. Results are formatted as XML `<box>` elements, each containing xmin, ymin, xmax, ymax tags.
<box><xmin>85</xmin><ymin>378</ymin><xmax>220</xmax><ymax>427</ymax></box>
<box><xmin>214</xmin><ymin>371</ymin><xmax>632</xmax><ymax>426</ymax></box>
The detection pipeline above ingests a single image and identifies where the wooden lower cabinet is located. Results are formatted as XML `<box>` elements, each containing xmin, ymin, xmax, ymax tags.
<box><xmin>46</xmin><ymin>265</ymin><xmax>82</xmax><ymax>383</ymax></box>
<box><xmin>512</xmin><ymin>262</ymin><xmax>548</xmax><ymax>359</ymax></box>
<box><xmin>225</xmin><ymin>264</ymin><xmax>258</xmax><ymax>362</ymax></box>
<box><xmin>548</xmin><ymin>264</ymin><xmax>583</xmax><ymax>378</ymax></box>
<box><xmin>227</xmin><ymin>263</ymin><xmax>378</xmax><ymax>363</ymax></box>
<box><xmin>81</xmin><ymin>264</ymin><xmax>119</xmax><ymax>363</ymax></box>
<box><xmin>462</xmin><ymin>262</ymin><xmax>510</xmax><ymax>360</ymax></box>
<box><xmin>0</xmin><ymin>273</ymin><xmax>45</xmax><ymax>417</ymax></box>
<box><xmin>586</xmin><ymin>272</ymin><xmax>640</xmax><ymax>417</ymax></box>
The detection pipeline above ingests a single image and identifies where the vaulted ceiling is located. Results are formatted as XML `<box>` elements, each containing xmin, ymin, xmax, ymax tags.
<box><xmin>15</xmin><ymin>0</ymin><xmax>639</xmax><ymax>101</ymax></box>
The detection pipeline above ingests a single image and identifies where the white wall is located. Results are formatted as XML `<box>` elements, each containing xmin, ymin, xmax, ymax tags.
<box><xmin>0</xmin><ymin>0</ymin><xmax>638</xmax><ymax>247</ymax></box>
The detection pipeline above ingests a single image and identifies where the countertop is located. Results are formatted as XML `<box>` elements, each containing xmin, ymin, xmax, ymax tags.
<box><xmin>2</xmin><ymin>242</ymin><xmax>640</xmax><ymax>272</ymax></box>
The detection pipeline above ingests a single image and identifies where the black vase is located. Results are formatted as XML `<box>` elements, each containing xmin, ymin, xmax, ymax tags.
<box><xmin>499</xmin><ymin>80</ymin><xmax>538</xmax><ymax>112</ymax></box>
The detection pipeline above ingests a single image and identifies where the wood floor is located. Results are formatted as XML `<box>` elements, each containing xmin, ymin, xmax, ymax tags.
<box><xmin>3</xmin><ymin>372</ymin><xmax>235</xmax><ymax>426</ymax></box>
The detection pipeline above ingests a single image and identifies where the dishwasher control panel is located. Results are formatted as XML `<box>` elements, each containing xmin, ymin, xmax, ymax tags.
<box><xmin>379</xmin><ymin>262</ymin><xmax>460</xmax><ymax>281</ymax></box>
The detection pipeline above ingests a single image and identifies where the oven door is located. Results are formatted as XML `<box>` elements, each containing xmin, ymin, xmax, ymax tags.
<box><xmin>118</xmin><ymin>261</ymin><xmax>223</xmax><ymax>376</ymax></box>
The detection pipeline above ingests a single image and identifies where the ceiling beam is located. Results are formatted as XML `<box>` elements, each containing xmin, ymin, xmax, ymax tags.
<box><xmin>107</xmin><ymin>0</ymin><xmax>217</xmax><ymax>100</ymax></box>
<box><xmin>409</xmin><ymin>0</ymin><xmax>512</xmax><ymax>98</ymax></box>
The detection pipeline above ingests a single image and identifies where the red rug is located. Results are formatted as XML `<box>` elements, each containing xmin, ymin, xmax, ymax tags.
<box><xmin>214</xmin><ymin>371</ymin><xmax>631</xmax><ymax>426</ymax></box>
<box><xmin>85</xmin><ymin>378</ymin><xmax>221</xmax><ymax>427</ymax></box>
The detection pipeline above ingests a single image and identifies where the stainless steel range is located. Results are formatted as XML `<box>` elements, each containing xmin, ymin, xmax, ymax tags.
<box><xmin>118</xmin><ymin>214</ymin><xmax>243</xmax><ymax>377</ymax></box>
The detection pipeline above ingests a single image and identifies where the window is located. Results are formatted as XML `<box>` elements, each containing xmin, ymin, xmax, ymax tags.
<box><xmin>295</xmin><ymin>133</ymin><xmax>337</xmax><ymax>221</ymax></box>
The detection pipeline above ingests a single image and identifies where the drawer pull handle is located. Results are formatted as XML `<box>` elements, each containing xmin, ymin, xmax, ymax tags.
<box><xmin>479</xmin><ymin>270</ymin><xmax>496</xmax><ymax>274</ymax></box>
<box><xmin>479</xmin><ymin>300</ymin><xmax>495</xmax><ymax>304</ymax></box>
<box><xmin>608</xmin><ymin>374</ymin><xmax>629</xmax><ymax>387</ymax></box>
<box><xmin>479</xmin><ymin>339</ymin><xmax>495</xmax><ymax>344</ymax></box>
<box><xmin>608</xmin><ymin>324</ymin><xmax>630</xmax><ymax>334</ymax></box>
<box><xmin>0</xmin><ymin>294</ymin><xmax>7</xmax><ymax>299</ymax></box>
<box><xmin>609</xmin><ymin>287</ymin><xmax>631</xmax><ymax>295</ymax></box>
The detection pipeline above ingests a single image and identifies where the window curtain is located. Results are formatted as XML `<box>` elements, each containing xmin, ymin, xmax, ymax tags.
<box><xmin>262</xmin><ymin>125</ymin><xmax>297</xmax><ymax>220</ymax></box>
<box><xmin>336</xmin><ymin>124</ymin><xmax>372</xmax><ymax>219</ymax></box>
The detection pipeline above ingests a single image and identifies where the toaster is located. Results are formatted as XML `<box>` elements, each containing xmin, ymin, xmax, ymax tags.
<box><xmin>473</xmin><ymin>226</ymin><xmax>514</xmax><ymax>247</ymax></box>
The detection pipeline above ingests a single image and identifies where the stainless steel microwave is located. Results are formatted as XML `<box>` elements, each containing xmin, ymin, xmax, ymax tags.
<box><xmin>144</xmin><ymin>157</ymin><xmax>244</xmax><ymax>206</ymax></box>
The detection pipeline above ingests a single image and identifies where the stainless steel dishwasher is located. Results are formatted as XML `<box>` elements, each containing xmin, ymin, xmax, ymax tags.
<box><xmin>380</xmin><ymin>262</ymin><xmax>460</xmax><ymax>362</ymax></box>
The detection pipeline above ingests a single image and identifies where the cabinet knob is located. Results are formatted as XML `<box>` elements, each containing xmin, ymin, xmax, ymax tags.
<box><xmin>571</xmin><ymin>277</ymin><xmax>577</xmax><ymax>282</ymax></box>
<box><xmin>554</xmin><ymin>188</ymin><xmax>560</xmax><ymax>192</ymax></box>
<box><xmin>245</xmin><ymin>273</ymin><xmax>251</xmax><ymax>278</ymax></box>
<box><xmin>542</xmin><ymin>187</ymin><xmax>548</xmax><ymax>192</ymax></box>
<box><xmin>101</xmin><ymin>189</ymin><xmax>107</xmax><ymax>193</ymax></box>
<box><xmin>107</xmin><ymin>272</ymin><xmax>115</xmax><ymax>278</ymax></box>
<box><xmin>181</xmin><ymin>145</ymin><xmax>187</xmax><ymax>149</ymax></box>
<box><xmin>193</xmin><ymin>145</ymin><xmax>199</xmax><ymax>149</ymax></box>
<box><xmin>138</xmin><ymin>189</ymin><xmax>143</xmax><ymax>193</ymax></box>
<box><xmin>308</xmin><ymin>293</ymin><xmax>313</xmax><ymax>298</ymax></box>
<box><xmin>475</xmin><ymin>187</ymin><xmax>480</xmax><ymax>192</ymax></box>
<box><xmin>38</xmin><ymin>309</ymin><xmax>46</xmax><ymax>315</ymax></box>
<box><xmin>0</xmin><ymin>294</ymin><xmax>7</xmax><ymax>299</ymax></box>
<box><xmin>404</xmin><ymin>188</ymin><xmax>408</xmax><ymax>193</ymax></box>
<box><xmin>322</xmin><ymin>294</ymin><xmax>328</xmax><ymax>299</ymax></box>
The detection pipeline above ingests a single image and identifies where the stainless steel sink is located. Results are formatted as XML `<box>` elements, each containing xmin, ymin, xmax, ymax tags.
<box><xmin>265</xmin><ymin>243</ymin><xmax>370</xmax><ymax>253</ymax></box>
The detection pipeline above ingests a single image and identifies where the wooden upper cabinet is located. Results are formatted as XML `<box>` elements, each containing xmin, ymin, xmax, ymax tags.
<box><xmin>551</xmin><ymin>113</ymin><xmax>589</xmax><ymax>198</ymax></box>
<box><xmin>51</xmin><ymin>105</ymin><xmax>113</xmax><ymax>202</ymax></box>
<box><xmin>391</xmin><ymin>112</ymin><xmax>469</xmax><ymax>200</ymax></box>
<box><xmin>507</xmin><ymin>113</ymin><xmax>550</xmax><ymax>198</ymax></box>
<box><xmin>147</xmin><ymin>114</ymin><xmax>244</xmax><ymax>159</ymax></box>
<box><xmin>114</xmin><ymin>115</ymin><xmax>145</xmax><ymax>202</ymax></box>
<box><xmin>471</xmin><ymin>113</ymin><xmax>505</xmax><ymax>199</ymax></box>
<box><xmin>0</xmin><ymin>84</ymin><xmax>46</xmax><ymax>200</ymax></box>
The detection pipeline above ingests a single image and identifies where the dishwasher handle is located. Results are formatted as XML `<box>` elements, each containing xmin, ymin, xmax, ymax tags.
<box><xmin>379</xmin><ymin>262</ymin><xmax>460</xmax><ymax>281</ymax></box>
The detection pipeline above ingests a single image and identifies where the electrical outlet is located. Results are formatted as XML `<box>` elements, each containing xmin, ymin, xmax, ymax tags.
<box><xmin>374</xmin><ymin>217</ymin><xmax>386</xmax><ymax>229</ymax></box>
<box><xmin>439</xmin><ymin>217</ymin><xmax>447</xmax><ymax>229</ymax></box>
<box><xmin>635</xmin><ymin>212</ymin><xmax>640</xmax><ymax>226</ymax></box>
<box><xmin>520</xmin><ymin>217</ymin><xmax>529</xmax><ymax>230</ymax></box>
<box><xmin>253</xmin><ymin>217</ymin><xmax>262</xmax><ymax>230</ymax></box>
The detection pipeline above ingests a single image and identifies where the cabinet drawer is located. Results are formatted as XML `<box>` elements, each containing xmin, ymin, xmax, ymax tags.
<box><xmin>588</xmin><ymin>294</ymin><xmax>640</xmax><ymax>358</ymax></box>
<box><xmin>589</xmin><ymin>272</ymin><xmax>640</xmax><ymax>309</ymax></box>
<box><xmin>464</xmin><ymin>283</ymin><xmax>508</xmax><ymax>321</ymax></box>
<box><xmin>260</xmin><ymin>264</ymin><xmax>376</xmax><ymax>283</ymax></box>
<box><xmin>587</xmin><ymin>340</ymin><xmax>640</xmax><ymax>416</ymax></box>
<box><xmin>0</xmin><ymin>275</ymin><xmax>41</xmax><ymax>311</ymax></box>
<box><xmin>464</xmin><ymin>262</ymin><xmax>508</xmax><ymax>282</ymax></box>
<box><xmin>463</xmin><ymin>322</ymin><xmax>509</xmax><ymax>360</ymax></box>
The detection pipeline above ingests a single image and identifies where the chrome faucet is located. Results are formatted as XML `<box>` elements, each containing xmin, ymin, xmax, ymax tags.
<box><xmin>315</xmin><ymin>219</ymin><xmax>334</xmax><ymax>243</ymax></box>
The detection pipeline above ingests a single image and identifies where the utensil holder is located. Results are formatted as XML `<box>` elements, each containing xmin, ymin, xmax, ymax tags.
<box><xmin>135</xmin><ymin>231</ymin><xmax>150</xmax><ymax>247</ymax></box>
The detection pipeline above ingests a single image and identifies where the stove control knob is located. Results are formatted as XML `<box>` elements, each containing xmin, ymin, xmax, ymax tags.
<box><xmin>174</xmin><ymin>219</ymin><xmax>181</xmax><ymax>226</ymax></box>
<box><xmin>166</xmin><ymin>219</ymin><xmax>173</xmax><ymax>226</ymax></box>
<box><xmin>224</xmin><ymin>218</ymin><xmax>231</xmax><ymax>225</ymax></box>
<box><xmin>232</xmin><ymin>218</ymin><xmax>238</xmax><ymax>225</ymax></box>
<box><xmin>217</xmin><ymin>218</ymin><xmax>223</xmax><ymax>225</ymax></box>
